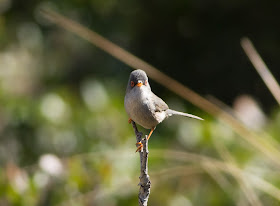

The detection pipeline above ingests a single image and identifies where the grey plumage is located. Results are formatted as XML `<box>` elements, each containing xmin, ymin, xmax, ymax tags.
<box><xmin>124</xmin><ymin>69</ymin><xmax>203</xmax><ymax>131</ymax></box>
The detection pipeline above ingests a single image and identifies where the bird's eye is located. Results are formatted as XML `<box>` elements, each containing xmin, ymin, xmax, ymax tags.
<box><xmin>144</xmin><ymin>80</ymin><xmax>148</xmax><ymax>86</ymax></box>
<box><xmin>131</xmin><ymin>81</ymin><xmax>135</xmax><ymax>87</ymax></box>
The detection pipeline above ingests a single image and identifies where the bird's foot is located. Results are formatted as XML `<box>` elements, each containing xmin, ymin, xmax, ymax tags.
<box><xmin>135</xmin><ymin>142</ymin><xmax>143</xmax><ymax>152</ymax></box>
<box><xmin>128</xmin><ymin>118</ymin><xmax>132</xmax><ymax>124</ymax></box>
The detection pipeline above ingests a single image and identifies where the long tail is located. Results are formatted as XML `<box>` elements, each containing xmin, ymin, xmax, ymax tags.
<box><xmin>167</xmin><ymin>109</ymin><xmax>204</xmax><ymax>120</ymax></box>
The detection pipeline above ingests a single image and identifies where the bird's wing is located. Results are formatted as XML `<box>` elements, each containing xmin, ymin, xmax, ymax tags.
<box><xmin>151</xmin><ymin>92</ymin><xmax>169</xmax><ymax>112</ymax></box>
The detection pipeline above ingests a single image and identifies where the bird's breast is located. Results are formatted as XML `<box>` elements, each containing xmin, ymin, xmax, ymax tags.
<box><xmin>125</xmin><ymin>88</ymin><xmax>162</xmax><ymax>129</ymax></box>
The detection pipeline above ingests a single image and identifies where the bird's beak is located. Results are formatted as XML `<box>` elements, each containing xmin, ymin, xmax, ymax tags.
<box><xmin>136</xmin><ymin>81</ymin><xmax>143</xmax><ymax>87</ymax></box>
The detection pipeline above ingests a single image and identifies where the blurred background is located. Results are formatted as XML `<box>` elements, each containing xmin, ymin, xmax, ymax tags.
<box><xmin>1</xmin><ymin>0</ymin><xmax>280</xmax><ymax>205</ymax></box>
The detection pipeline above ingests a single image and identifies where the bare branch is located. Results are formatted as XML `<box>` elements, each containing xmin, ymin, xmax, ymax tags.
<box><xmin>131</xmin><ymin>121</ymin><xmax>151</xmax><ymax>206</ymax></box>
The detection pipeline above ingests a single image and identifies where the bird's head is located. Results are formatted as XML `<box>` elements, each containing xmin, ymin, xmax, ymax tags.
<box><xmin>126</xmin><ymin>69</ymin><xmax>150</xmax><ymax>92</ymax></box>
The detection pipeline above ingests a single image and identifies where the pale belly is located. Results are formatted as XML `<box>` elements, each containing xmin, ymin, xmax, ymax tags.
<box><xmin>124</xmin><ymin>90</ymin><xmax>165</xmax><ymax>129</ymax></box>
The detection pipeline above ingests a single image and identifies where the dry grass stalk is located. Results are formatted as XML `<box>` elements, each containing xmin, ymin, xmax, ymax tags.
<box><xmin>39</xmin><ymin>9</ymin><xmax>280</xmax><ymax>168</ymax></box>
<box><xmin>241</xmin><ymin>37</ymin><xmax>280</xmax><ymax>105</ymax></box>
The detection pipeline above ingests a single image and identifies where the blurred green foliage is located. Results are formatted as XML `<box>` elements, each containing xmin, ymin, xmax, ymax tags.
<box><xmin>0</xmin><ymin>0</ymin><xmax>280</xmax><ymax>205</ymax></box>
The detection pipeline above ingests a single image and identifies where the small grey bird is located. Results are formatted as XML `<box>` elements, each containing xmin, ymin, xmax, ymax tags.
<box><xmin>124</xmin><ymin>69</ymin><xmax>203</xmax><ymax>151</ymax></box>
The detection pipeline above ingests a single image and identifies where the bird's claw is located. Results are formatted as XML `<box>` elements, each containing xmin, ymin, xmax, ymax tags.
<box><xmin>135</xmin><ymin>142</ymin><xmax>143</xmax><ymax>152</ymax></box>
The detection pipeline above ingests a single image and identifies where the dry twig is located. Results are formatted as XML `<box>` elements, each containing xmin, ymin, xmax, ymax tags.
<box><xmin>131</xmin><ymin>121</ymin><xmax>151</xmax><ymax>206</ymax></box>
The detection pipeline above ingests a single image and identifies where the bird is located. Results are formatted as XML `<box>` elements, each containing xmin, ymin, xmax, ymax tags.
<box><xmin>124</xmin><ymin>69</ymin><xmax>203</xmax><ymax>152</ymax></box>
